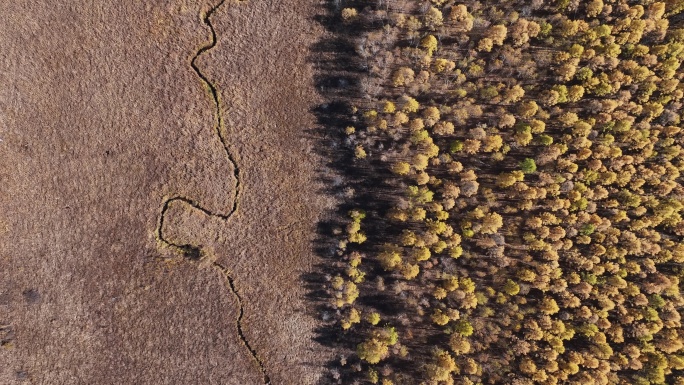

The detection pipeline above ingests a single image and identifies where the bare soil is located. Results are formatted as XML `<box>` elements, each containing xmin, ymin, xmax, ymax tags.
<box><xmin>0</xmin><ymin>0</ymin><xmax>333</xmax><ymax>383</ymax></box>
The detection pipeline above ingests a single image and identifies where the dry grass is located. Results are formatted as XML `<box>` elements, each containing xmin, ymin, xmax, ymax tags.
<box><xmin>0</xmin><ymin>0</ymin><xmax>333</xmax><ymax>383</ymax></box>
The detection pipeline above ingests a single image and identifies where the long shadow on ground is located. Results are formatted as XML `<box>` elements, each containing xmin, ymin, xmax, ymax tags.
<box><xmin>301</xmin><ymin>1</ymin><xmax>417</xmax><ymax>383</ymax></box>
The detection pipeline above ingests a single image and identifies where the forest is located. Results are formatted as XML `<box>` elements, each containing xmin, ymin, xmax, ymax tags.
<box><xmin>322</xmin><ymin>0</ymin><xmax>684</xmax><ymax>384</ymax></box>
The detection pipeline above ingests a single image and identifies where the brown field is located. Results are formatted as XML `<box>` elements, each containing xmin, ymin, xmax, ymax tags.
<box><xmin>0</xmin><ymin>0</ymin><xmax>334</xmax><ymax>384</ymax></box>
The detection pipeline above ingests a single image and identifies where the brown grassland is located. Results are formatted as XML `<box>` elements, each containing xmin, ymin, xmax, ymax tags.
<box><xmin>0</xmin><ymin>0</ymin><xmax>335</xmax><ymax>384</ymax></box>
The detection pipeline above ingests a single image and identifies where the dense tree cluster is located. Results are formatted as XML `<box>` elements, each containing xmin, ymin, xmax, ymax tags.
<box><xmin>326</xmin><ymin>0</ymin><xmax>684</xmax><ymax>384</ymax></box>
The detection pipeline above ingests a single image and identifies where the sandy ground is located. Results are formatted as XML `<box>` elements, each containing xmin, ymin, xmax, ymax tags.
<box><xmin>0</xmin><ymin>0</ymin><xmax>333</xmax><ymax>383</ymax></box>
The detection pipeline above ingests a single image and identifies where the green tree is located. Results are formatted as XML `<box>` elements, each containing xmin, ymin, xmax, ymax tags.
<box><xmin>520</xmin><ymin>158</ymin><xmax>537</xmax><ymax>174</ymax></box>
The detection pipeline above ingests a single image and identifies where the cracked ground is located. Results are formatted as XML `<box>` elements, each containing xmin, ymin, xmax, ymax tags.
<box><xmin>0</xmin><ymin>1</ymin><xmax>334</xmax><ymax>384</ymax></box>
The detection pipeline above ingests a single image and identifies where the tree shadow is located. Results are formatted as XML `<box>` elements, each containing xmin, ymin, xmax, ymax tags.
<box><xmin>300</xmin><ymin>1</ymin><xmax>421</xmax><ymax>383</ymax></box>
